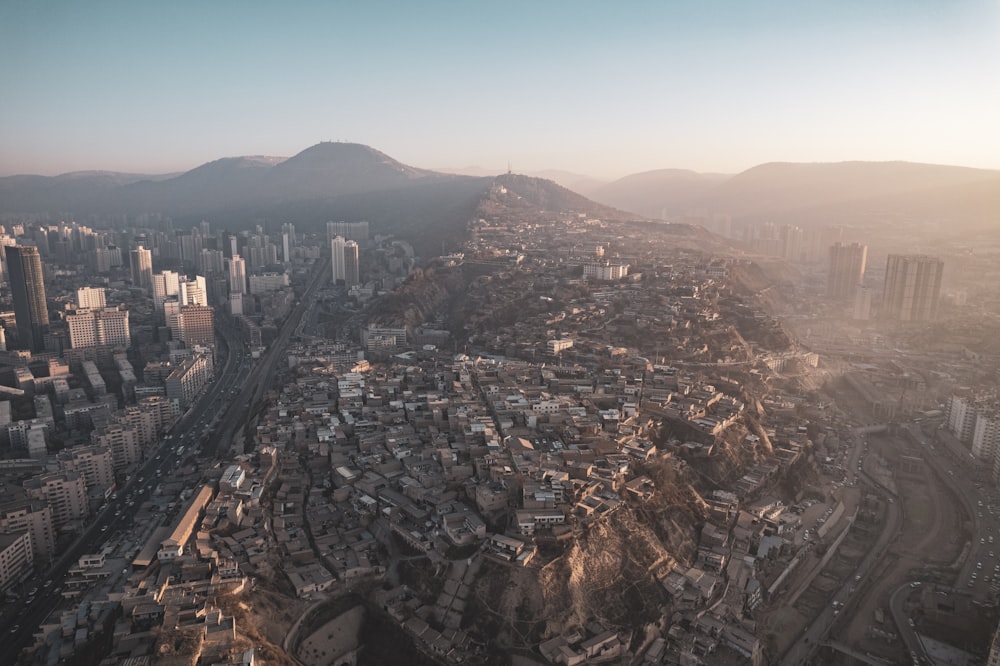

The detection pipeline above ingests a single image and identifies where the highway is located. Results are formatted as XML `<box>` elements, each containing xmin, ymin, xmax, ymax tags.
<box><xmin>206</xmin><ymin>255</ymin><xmax>329</xmax><ymax>459</ymax></box>
<box><xmin>903</xmin><ymin>423</ymin><xmax>1000</xmax><ymax>601</ymax></box>
<box><xmin>779</xmin><ymin>493</ymin><xmax>902</xmax><ymax>666</ymax></box>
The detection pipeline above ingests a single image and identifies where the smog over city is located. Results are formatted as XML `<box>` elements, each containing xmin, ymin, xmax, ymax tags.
<box><xmin>1</xmin><ymin>2</ymin><xmax>999</xmax><ymax>666</ymax></box>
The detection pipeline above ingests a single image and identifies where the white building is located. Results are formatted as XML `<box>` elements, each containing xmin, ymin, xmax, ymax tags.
<box><xmin>583</xmin><ymin>262</ymin><xmax>629</xmax><ymax>281</ymax></box>
<box><xmin>76</xmin><ymin>287</ymin><xmax>106</xmax><ymax>310</ymax></box>
<box><xmin>227</xmin><ymin>254</ymin><xmax>247</xmax><ymax>295</ymax></box>
<box><xmin>331</xmin><ymin>236</ymin><xmax>346</xmax><ymax>283</ymax></box>
<box><xmin>66</xmin><ymin>307</ymin><xmax>130</xmax><ymax>348</ymax></box>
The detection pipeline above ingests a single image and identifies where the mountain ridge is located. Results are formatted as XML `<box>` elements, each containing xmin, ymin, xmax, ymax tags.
<box><xmin>3</xmin><ymin>146</ymin><xmax>998</xmax><ymax>234</ymax></box>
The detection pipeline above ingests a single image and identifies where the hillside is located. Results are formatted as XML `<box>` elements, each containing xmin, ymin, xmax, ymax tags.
<box><xmin>477</xmin><ymin>173</ymin><xmax>638</xmax><ymax>224</ymax></box>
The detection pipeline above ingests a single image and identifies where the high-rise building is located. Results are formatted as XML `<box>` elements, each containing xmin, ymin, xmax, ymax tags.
<box><xmin>5</xmin><ymin>245</ymin><xmax>49</xmax><ymax>352</ymax></box>
<box><xmin>197</xmin><ymin>248</ymin><xmax>225</xmax><ymax>276</ymax></box>
<box><xmin>0</xmin><ymin>500</ymin><xmax>55</xmax><ymax>562</ymax></box>
<box><xmin>92</xmin><ymin>423</ymin><xmax>141</xmax><ymax>470</ymax></box>
<box><xmin>152</xmin><ymin>270</ymin><xmax>181</xmax><ymax>312</ymax></box>
<box><xmin>227</xmin><ymin>254</ymin><xmax>247</xmax><ymax>294</ymax></box>
<box><xmin>344</xmin><ymin>240</ymin><xmax>360</xmax><ymax>287</ymax></box>
<box><xmin>23</xmin><ymin>471</ymin><xmax>89</xmax><ymax>531</ymax></box>
<box><xmin>130</xmin><ymin>245</ymin><xmax>153</xmax><ymax>292</ymax></box>
<box><xmin>827</xmin><ymin>243</ymin><xmax>867</xmax><ymax>301</ymax></box>
<box><xmin>76</xmin><ymin>286</ymin><xmax>107</xmax><ymax>310</ymax></box>
<box><xmin>881</xmin><ymin>254</ymin><xmax>944</xmax><ymax>321</ymax></box>
<box><xmin>66</xmin><ymin>307</ymin><xmax>130</xmax><ymax>348</ymax></box>
<box><xmin>331</xmin><ymin>236</ymin><xmax>346</xmax><ymax>283</ymax></box>
<box><xmin>179</xmin><ymin>275</ymin><xmax>207</xmax><ymax>307</ymax></box>
<box><xmin>281</xmin><ymin>222</ymin><xmax>295</xmax><ymax>263</ymax></box>
<box><xmin>170</xmin><ymin>305</ymin><xmax>214</xmax><ymax>347</ymax></box>
<box><xmin>56</xmin><ymin>445</ymin><xmax>115</xmax><ymax>495</ymax></box>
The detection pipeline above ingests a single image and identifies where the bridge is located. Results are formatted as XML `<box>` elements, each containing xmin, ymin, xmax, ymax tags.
<box><xmin>822</xmin><ymin>640</ymin><xmax>894</xmax><ymax>666</ymax></box>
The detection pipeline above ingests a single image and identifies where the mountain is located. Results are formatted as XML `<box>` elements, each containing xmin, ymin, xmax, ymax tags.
<box><xmin>0</xmin><ymin>144</ymin><xmax>650</xmax><ymax>258</ymax></box>
<box><xmin>118</xmin><ymin>156</ymin><xmax>282</xmax><ymax>213</ymax></box>
<box><xmin>0</xmin><ymin>170</ymin><xmax>172</xmax><ymax>214</ymax></box>
<box><xmin>589</xmin><ymin>161</ymin><xmax>1000</xmax><ymax>230</ymax></box>
<box><xmin>583</xmin><ymin>168</ymin><xmax>729</xmax><ymax>218</ymax></box>
<box><xmin>703</xmin><ymin>161</ymin><xmax>1000</xmax><ymax>220</ymax></box>
<box><xmin>0</xmin><ymin>142</ymin><xmax>460</xmax><ymax>218</ymax></box>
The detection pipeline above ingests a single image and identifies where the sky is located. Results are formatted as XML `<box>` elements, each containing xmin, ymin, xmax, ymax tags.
<box><xmin>1</xmin><ymin>1</ymin><xmax>999</xmax><ymax>179</ymax></box>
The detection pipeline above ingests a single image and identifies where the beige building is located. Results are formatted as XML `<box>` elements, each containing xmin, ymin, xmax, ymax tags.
<box><xmin>66</xmin><ymin>306</ymin><xmax>130</xmax><ymax>348</ymax></box>
<box><xmin>169</xmin><ymin>304</ymin><xmax>215</xmax><ymax>347</ymax></box>
<box><xmin>115</xmin><ymin>405</ymin><xmax>159</xmax><ymax>448</ymax></box>
<box><xmin>92</xmin><ymin>423</ymin><xmax>141</xmax><ymax>470</ymax></box>
<box><xmin>0</xmin><ymin>531</ymin><xmax>33</xmax><ymax>592</ymax></box>
<box><xmin>0</xmin><ymin>499</ymin><xmax>54</xmax><ymax>561</ymax></box>
<box><xmin>165</xmin><ymin>354</ymin><xmax>214</xmax><ymax>407</ymax></box>
<box><xmin>23</xmin><ymin>471</ymin><xmax>89</xmax><ymax>531</ymax></box>
<box><xmin>158</xmin><ymin>485</ymin><xmax>214</xmax><ymax>561</ymax></box>
<box><xmin>56</xmin><ymin>444</ymin><xmax>115</xmax><ymax>495</ymax></box>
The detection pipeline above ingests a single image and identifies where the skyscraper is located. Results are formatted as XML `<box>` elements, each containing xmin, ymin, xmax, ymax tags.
<box><xmin>331</xmin><ymin>236</ymin><xmax>346</xmax><ymax>283</ymax></box>
<box><xmin>827</xmin><ymin>242</ymin><xmax>867</xmax><ymax>300</ymax></box>
<box><xmin>5</xmin><ymin>245</ymin><xmax>49</xmax><ymax>352</ymax></box>
<box><xmin>227</xmin><ymin>254</ymin><xmax>247</xmax><ymax>294</ymax></box>
<box><xmin>152</xmin><ymin>270</ymin><xmax>181</xmax><ymax>312</ymax></box>
<box><xmin>881</xmin><ymin>254</ymin><xmax>944</xmax><ymax>321</ymax></box>
<box><xmin>344</xmin><ymin>240</ymin><xmax>360</xmax><ymax>287</ymax></box>
<box><xmin>130</xmin><ymin>245</ymin><xmax>153</xmax><ymax>292</ymax></box>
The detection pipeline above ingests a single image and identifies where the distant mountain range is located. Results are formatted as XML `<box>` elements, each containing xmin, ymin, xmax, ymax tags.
<box><xmin>3</xmin><ymin>145</ymin><xmax>998</xmax><ymax>251</ymax></box>
<box><xmin>579</xmin><ymin>161</ymin><xmax>1000</xmax><ymax>229</ymax></box>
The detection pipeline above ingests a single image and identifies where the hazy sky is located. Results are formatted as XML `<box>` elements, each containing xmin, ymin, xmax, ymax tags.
<box><xmin>1</xmin><ymin>1</ymin><xmax>998</xmax><ymax>178</ymax></box>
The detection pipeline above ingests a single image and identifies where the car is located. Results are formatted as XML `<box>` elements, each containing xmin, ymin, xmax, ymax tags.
<box><xmin>42</xmin><ymin>579</ymin><xmax>51</xmax><ymax>587</ymax></box>
<box><xmin>101</xmin><ymin>525</ymin><xmax>109</xmax><ymax>532</ymax></box>
<box><xmin>9</xmin><ymin>625</ymin><xmax>18</xmax><ymax>634</ymax></box>
<box><xmin>27</xmin><ymin>587</ymin><xmax>37</xmax><ymax>596</ymax></box>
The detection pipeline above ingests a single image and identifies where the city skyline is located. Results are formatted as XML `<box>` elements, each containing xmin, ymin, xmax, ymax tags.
<box><xmin>2</xmin><ymin>1</ymin><xmax>999</xmax><ymax>178</ymax></box>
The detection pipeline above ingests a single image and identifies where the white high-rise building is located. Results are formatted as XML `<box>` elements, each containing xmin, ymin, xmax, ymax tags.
<box><xmin>130</xmin><ymin>245</ymin><xmax>153</xmax><ymax>292</ymax></box>
<box><xmin>152</xmin><ymin>270</ymin><xmax>181</xmax><ymax>311</ymax></box>
<box><xmin>948</xmin><ymin>394</ymin><xmax>979</xmax><ymax>443</ymax></box>
<box><xmin>881</xmin><ymin>254</ymin><xmax>944</xmax><ymax>322</ymax></box>
<box><xmin>227</xmin><ymin>254</ymin><xmax>247</xmax><ymax>294</ymax></box>
<box><xmin>179</xmin><ymin>275</ymin><xmax>207</xmax><ymax>306</ymax></box>
<box><xmin>66</xmin><ymin>307</ymin><xmax>130</xmax><ymax>348</ymax></box>
<box><xmin>331</xmin><ymin>236</ymin><xmax>346</xmax><ymax>283</ymax></box>
<box><xmin>973</xmin><ymin>411</ymin><xmax>1000</xmax><ymax>463</ymax></box>
<box><xmin>76</xmin><ymin>287</ymin><xmax>107</xmax><ymax>310</ymax></box>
